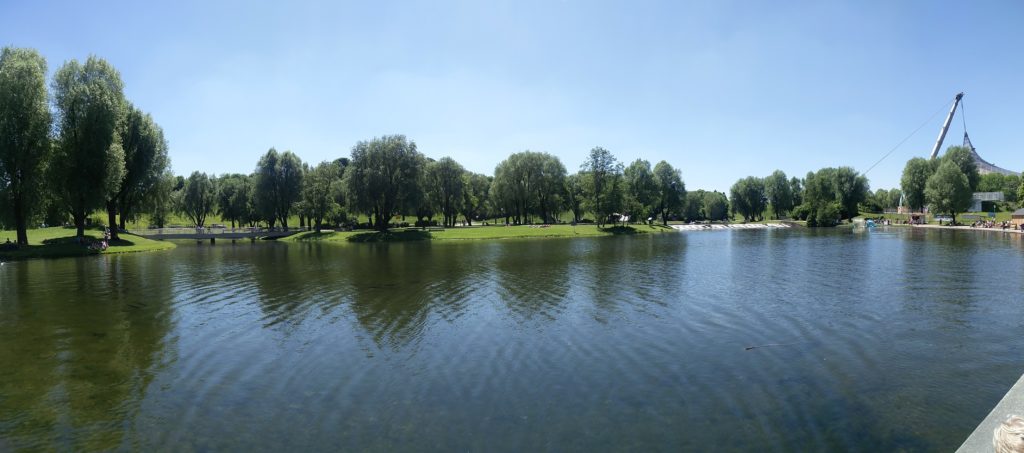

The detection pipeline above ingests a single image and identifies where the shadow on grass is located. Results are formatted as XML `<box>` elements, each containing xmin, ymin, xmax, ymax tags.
<box><xmin>599</xmin><ymin>226</ymin><xmax>640</xmax><ymax>235</ymax></box>
<box><xmin>291</xmin><ymin>231</ymin><xmax>337</xmax><ymax>241</ymax></box>
<box><xmin>347</xmin><ymin>230</ymin><xmax>431</xmax><ymax>243</ymax></box>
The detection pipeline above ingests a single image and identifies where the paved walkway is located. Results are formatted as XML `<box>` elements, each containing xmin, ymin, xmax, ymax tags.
<box><xmin>670</xmin><ymin>223</ymin><xmax>791</xmax><ymax>231</ymax></box>
<box><xmin>910</xmin><ymin>223</ymin><xmax>1023</xmax><ymax>235</ymax></box>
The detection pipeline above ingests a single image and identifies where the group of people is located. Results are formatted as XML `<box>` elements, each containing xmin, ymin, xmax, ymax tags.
<box><xmin>970</xmin><ymin>220</ymin><xmax>1024</xmax><ymax>231</ymax></box>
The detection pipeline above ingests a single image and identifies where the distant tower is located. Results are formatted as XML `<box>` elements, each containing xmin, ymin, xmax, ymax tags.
<box><xmin>963</xmin><ymin>132</ymin><xmax>1020</xmax><ymax>176</ymax></box>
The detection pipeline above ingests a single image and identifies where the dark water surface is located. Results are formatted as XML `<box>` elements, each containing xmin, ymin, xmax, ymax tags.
<box><xmin>2</xmin><ymin>228</ymin><xmax>1024</xmax><ymax>451</ymax></box>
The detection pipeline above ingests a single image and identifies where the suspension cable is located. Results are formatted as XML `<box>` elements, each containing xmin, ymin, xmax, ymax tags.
<box><xmin>863</xmin><ymin>98</ymin><xmax>954</xmax><ymax>176</ymax></box>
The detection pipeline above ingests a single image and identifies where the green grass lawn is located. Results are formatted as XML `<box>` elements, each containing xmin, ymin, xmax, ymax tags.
<box><xmin>284</xmin><ymin>223</ymin><xmax>676</xmax><ymax>244</ymax></box>
<box><xmin>0</xmin><ymin>227</ymin><xmax>175</xmax><ymax>261</ymax></box>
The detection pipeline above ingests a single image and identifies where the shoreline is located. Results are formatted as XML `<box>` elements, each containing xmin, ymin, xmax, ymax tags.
<box><xmin>0</xmin><ymin>227</ymin><xmax>176</xmax><ymax>262</ymax></box>
<box><xmin>874</xmin><ymin>222</ymin><xmax>1024</xmax><ymax>235</ymax></box>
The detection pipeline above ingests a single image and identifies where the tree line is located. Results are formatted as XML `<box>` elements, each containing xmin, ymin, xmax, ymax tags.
<box><xmin>727</xmin><ymin>167</ymin><xmax>875</xmax><ymax>227</ymax></box>
<box><xmin>167</xmin><ymin>139</ymin><xmax>692</xmax><ymax>233</ymax></box>
<box><xmin>900</xmin><ymin>146</ymin><xmax>1022</xmax><ymax>224</ymax></box>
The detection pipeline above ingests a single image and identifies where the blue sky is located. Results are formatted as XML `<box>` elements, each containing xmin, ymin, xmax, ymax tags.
<box><xmin>2</xmin><ymin>0</ymin><xmax>1022</xmax><ymax>192</ymax></box>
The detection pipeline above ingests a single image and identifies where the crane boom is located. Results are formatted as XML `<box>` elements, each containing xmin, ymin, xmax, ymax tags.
<box><xmin>930</xmin><ymin>92</ymin><xmax>964</xmax><ymax>159</ymax></box>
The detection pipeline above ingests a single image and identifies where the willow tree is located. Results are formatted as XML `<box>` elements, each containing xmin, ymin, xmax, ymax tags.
<box><xmin>624</xmin><ymin>159</ymin><xmax>656</xmax><ymax>222</ymax></box>
<box><xmin>51</xmin><ymin>56</ymin><xmax>126</xmax><ymax>238</ymax></box>
<box><xmin>652</xmin><ymin>160</ymin><xmax>684</xmax><ymax>225</ymax></box>
<box><xmin>181</xmin><ymin>171</ymin><xmax>215</xmax><ymax>227</ymax></box>
<box><xmin>254</xmin><ymin>148</ymin><xmax>304</xmax><ymax>228</ymax></box>
<box><xmin>108</xmin><ymin>105</ymin><xmax>168</xmax><ymax>239</ymax></box>
<box><xmin>301</xmin><ymin>161</ymin><xmax>342</xmax><ymax>232</ymax></box>
<box><xmin>581</xmin><ymin>147</ymin><xmax>623</xmax><ymax>227</ymax></box>
<box><xmin>729</xmin><ymin>176</ymin><xmax>767</xmax><ymax>222</ymax></box>
<box><xmin>343</xmin><ymin>135</ymin><xmax>424</xmax><ymax>231</ymax></box>
<box><xmin>424</xmin><ymin>157</ymin><xmax>465</xmax><ymax>228</ymax></box>
<box><xmin>0</xmin><ymin>47</ymin><xmax>51</xmax><ymax>245</ymax></box>
<box><xmin>460</xmin><ymin>172</ymin><xmax>490</xmax><ymax>225</ymax></box>
<box><xmin>764</xmin><ymin>170</ymin><xmax>793</xmax><ymax>219</ymax></box>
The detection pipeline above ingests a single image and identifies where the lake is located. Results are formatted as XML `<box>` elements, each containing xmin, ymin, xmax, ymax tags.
<box><xmin>2</xmin><ymin>227</ymin><xmax>1023</xmax><ymax>451</ymax></box>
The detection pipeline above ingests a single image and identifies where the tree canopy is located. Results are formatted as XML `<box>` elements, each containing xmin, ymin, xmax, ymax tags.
<box><xmin>729</xmin><ymin>176</ymin><xmax>767</xmax><ymax>222</ymax></box>
<box><xmin>0</xmin><ymin>47</ymin><xmax>51</xmax><ymax>245</ymax></box>
<box><xmin>343</xmin><ymin>135</ymin><xmax>424</xmax><ymax>231</ymax></box>
<box><xmin>580</xmin><ymin>147</ymin><xmax>623</xmax><ymax>227</ymax></box>
<box><xmin>925</xmin><ymin>160</ymin><xmax>972</xmax><ymax>224</ymax></box>
<box><xmin>652</xmin><ymin>161</ymin><xmax>684</xmax><ymax>225</ymax></box>
<box><xmin>50</xmin><ymin>56</ymin><xmax>127</xmax><ymax>237</ymax></box>
<box><xmin>764</xmin><ymin>170</ymin><xmax>793</xmax><ymax>219</ymax></box>
<box><xmin>181</xmin><ymin>171</ymin><xmax>215</xmax><ymax>227</ymax></box>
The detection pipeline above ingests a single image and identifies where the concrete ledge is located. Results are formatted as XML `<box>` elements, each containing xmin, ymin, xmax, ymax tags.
<box><xmin>958</xmin><ymin>373</ymin><xmax>1024</xmax><ymax>452</ymax></box>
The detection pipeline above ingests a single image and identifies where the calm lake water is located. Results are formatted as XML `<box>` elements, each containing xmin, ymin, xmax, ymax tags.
<box><xmin>2</xmin><ymin>228</ymin><xmax>1024</xmax><ymax>451</ymax></box>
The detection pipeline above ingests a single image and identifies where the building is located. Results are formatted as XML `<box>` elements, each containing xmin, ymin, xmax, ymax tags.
<box><xmin>969</xmin><ymin>192</ymin><xmax>1004</xmax><ymax>212</ymax></box>
<box><xmin>1012</xmin><ymin>209</ymin><xmax>1024</xmax><ymax>227</ymax></box>
<box><xmin>963</xmin><ymin>133</ymin><xmax>1020</xmax><ymax>177</ymax></box>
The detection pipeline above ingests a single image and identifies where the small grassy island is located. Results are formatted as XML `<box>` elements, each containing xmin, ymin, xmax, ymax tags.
<box><xmin>0</xmin><ymin>227</ymin><xmax>175</xmax><ymax>261</ymax></box>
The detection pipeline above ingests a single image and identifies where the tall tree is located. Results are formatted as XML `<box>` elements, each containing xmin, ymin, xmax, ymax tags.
<box><xmin>301</xmin><ymin>161</ymin><xmax>341</xmax><ymax>232</ymax></box>
<box><xmin>255</xmin><ymin>148</ymin><xmax>304</xmax><ymax>229</ymax></box>
<box><xmin>729</xmin><ymin>176</ymin><xmax>767</xmax><ymax>222</ymax></box>
<box><xmin>181</xmin><ymin>171</ymin><xmax>215</xmax><ymax>227</ymax></box>
<box><xmin>51</xmin><ymin>56</ymin><xmax>127</xmax><ymax>237</ymax></box>
<box><xmin>342</xmin><ymin>135</ymin><xmax>424</xmax><ymax>231</ymax></box>
<box><xmin>216</xmin><ymin>174</ymin><xmax>253</xmax><ymax>228</ymax></box>
<box><xmin>764</xmin><ymin>170</ymin><xmax>793</xmax><ymax>219</ymax></box>
<box><xmin>460</xmin><ymin>172</ymin><xmax>489</xmax><ymax>225</ymax></box>
<box><xmin>564</xmin><ymin>172</ymin><xmax>586</xmax><ymax>223</ymax></box>
<box><xmin>833</xmin><ymin>166</ymin><xmax>869</xmax><ymax>220</ymax></box>
<box><xmin>789</xmin><ymin>176</ymin><xmax>804</xmax><ymax>207</ymax></box>
<box><xmin>941</xmin><ymin>145</ymin><xmax>980</xmax><ymax>192</ymax></box>
<box><xmin>581</xmin><ymin>147</ymin><xmax>622</xmax><ymax>227</ymax></box>
<box><xmin>108</xmin><ymin>105</ymin><xmax>168</xmax><ymax>239</ymax></box>
<box><xmin>0</xmin><ymin>47</ymin><xmax>51</xmax><ymax>245</ymax></box>
<box><xmin>925</xmin><ymin>160</ymin><xmax>972</xmax><ymax>225</ymax></box>
<box><xmin>900</xmin><ymin>157</ymin><xmax>934</xmax><ymax>211</ymax></box>
<box><xmin>624</xmin><ymin>159</ymin><xmax>656</xmax><ymax>223</ymax></box>
<box><xmin>703</xmin><ymin>191</ymin><xmax>729</xmax><ymax>221</ymax></box>
<box><xmin>652</xmin><ymin>161</ymin><xmax>684</xmax><ymax>225</ymax></box>
<box><xmin>146</xmin><ymin>171</ymin><xmax>177</xmax><ymax>228</ymax></box>
<box><xmin>424</xmin><ymin>157</ymin><xmax>465</xmax><ymax>228</ymax></box>
<box><xmin>533</xmin><ymin>153</ymin><xmax>567</xmax><ymax>224</ymax></box>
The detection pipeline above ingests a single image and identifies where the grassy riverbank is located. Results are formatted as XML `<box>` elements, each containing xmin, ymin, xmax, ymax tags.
<box><xmin>284</xmin><ymin>223</ymin><xmax>676</xmax><ymax>243</ymax></box>
<box><xmin>0</xmin><ymin>227</ymin><xmax>175</xmax><ymax>261</ymax></box>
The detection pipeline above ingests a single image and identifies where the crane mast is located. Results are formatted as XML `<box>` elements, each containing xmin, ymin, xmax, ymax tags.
<box><xmin>930</xmin><ymin>92</ymin><xmax>964</xmax><ymax>159</ymax></box>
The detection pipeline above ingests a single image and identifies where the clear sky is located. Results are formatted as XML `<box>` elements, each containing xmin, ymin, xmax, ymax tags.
<box><xmin>2</xmin><ymin>0</ymin><xmax>1022</xmax><ymax>192</ymax></box>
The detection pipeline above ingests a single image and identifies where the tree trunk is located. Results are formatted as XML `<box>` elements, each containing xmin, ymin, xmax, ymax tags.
<box><xmin>106</xmin><ymin>200</ymin><xmax>120</xmax><ymax>240</ymax></box>
<box><xmin>74</xmin><ymin>212</ymin><xmax>86</xmax><ymax>238</ymax></box>
<box><xmin>12</xmin><ymin>195</ymin><xmax>28</xmax><ymax>246</ymax></box>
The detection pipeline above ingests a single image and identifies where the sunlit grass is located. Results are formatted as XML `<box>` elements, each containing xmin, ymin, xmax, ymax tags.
<box><xmin>0</xmin><ymin>227</ymin><xmax>175</xmax><ymax>261</ymax></box>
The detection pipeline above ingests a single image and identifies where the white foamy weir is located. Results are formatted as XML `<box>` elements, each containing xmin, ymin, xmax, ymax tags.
<box><xmin>670</xmin><ymin>223</ymin><xmax>790</xmax><ymax>231</ymax></box>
